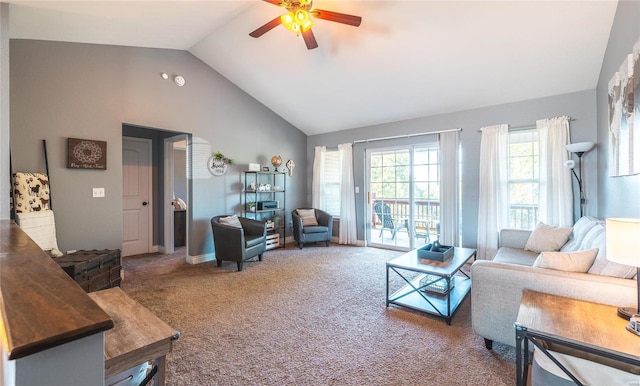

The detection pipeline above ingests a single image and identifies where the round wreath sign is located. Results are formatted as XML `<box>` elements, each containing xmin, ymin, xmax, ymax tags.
<box><xmin>208</xmin><ymin>152</ymin><xmax>234</xmax><ymax>176</ymax></box>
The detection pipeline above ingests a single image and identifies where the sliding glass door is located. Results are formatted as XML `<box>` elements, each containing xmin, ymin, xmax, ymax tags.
<box><xmin>366</xmin><ymin>144</ymin><xmax>440</xmax><ymax>250</ymax></box>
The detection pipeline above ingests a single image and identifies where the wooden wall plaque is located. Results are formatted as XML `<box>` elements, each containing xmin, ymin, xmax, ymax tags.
<box><xmin>67</xmin><ymin>138</ymin><xmax>107</xmax><ymax>170</ymax></box>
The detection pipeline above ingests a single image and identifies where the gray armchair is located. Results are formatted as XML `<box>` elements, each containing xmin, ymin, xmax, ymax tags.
<box><xmin>291</xmin><ymin>208</ymin><xmax>333</xmax><ymax>249</ymax></box>
<box><xmin>211</xmin><ymin>215</ymin><xmax>267</xmax><ymax>271</ymax></box>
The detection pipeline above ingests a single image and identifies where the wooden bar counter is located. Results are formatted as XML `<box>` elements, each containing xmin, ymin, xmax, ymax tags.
<box><xmin>0</xmin><ymin>220</ymin><xmax>114</xmax><ymax>360</ymax></box>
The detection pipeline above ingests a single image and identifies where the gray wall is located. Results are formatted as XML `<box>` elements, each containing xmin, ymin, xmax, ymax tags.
<box><xmin>9</xmin><ymin>40</ymin><xmax>307</xmax><ymax>257</ymax></box>
<box><xmin>597</xmin><ymin>0</ymin><xmax>640</xmax><ymax>219</ymax></box>
<box><xmin>308</xmin><ymin>90</ymin><xmax>597</xmax><ymax>248</ymax></box>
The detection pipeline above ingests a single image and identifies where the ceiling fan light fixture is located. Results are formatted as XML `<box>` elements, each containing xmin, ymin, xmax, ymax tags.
<box><xmin>281</xmin><ymin>12</ymin><xmax>296</xmax><ymax>32</ymax></box>
<box><xmin>295</xmin><ymin>10</ymin><xmax>307</xmax><ymax>22</ymax></box>
<box><xmin>251</xmin><ymin>0</ymin><xmax>361</xmax><ymax>49</ymax></box>
<box><xmin>281</xmin><ymin>10</ymin><xmax>313</xmax><ymax>35</ymax></box>
<box><xmin>281</xmin><ymin>12</ymin><xmax>293</xmax><ymax>24</ymax></box>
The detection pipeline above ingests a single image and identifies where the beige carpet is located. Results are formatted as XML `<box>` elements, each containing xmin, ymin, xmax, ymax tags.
<box><xmin>121</xmin><ymin>244</ymin><xmax>515</xmax><ymax>385</ymax></box>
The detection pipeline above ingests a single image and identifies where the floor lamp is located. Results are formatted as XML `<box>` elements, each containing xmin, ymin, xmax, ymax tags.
<box><xmin>564</xmin><ymin>142</ymin><xmax>595</xmax><ymax>218</ymax></box>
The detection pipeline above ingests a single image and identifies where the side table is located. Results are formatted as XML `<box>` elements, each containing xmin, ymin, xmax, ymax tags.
<box><xmin>514</xmin><ymin>290</ymin><xmax>640</xmax><ymax>386</ymax></box>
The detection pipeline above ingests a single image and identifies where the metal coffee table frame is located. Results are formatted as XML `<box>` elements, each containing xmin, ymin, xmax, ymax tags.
<box><xmin>386</xmin><ymin>247</ymin><xmax>476</xmax><ymax>325</ymax></box>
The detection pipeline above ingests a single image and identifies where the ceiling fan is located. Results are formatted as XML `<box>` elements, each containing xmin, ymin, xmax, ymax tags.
<box><xmin>249</xmin><ymin>0</ymin><xmax>362</xmax><ymax>50</ymax></box>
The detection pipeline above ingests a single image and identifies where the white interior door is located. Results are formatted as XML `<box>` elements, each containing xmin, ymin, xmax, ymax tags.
<box><xmin>122</xmin><ymin>138</ymin><xmax>152</xmax><ymax>256</ymax></box>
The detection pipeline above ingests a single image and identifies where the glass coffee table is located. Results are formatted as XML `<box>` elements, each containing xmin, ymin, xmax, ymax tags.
<box><xmin>386</xmin><ymin>247</ymin><xmax>476</xmax><ymax>325</ymax></box>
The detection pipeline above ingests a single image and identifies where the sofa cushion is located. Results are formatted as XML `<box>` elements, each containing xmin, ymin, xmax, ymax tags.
<box><xmin>297</xmin><ymin>209</ymin><xmax>319</xmax><ymax>226</ymax></box>
<box><xmin>578</xmin><ymin>224</ymin><xmax>637</xmax><ymax>279</ymax></box>
<box><xmin>560</xmin><ymin>216</ymin><xmax>599</xmax><ymax>252</ymax></box>
<box><xmin>524</xmin><ymin>222</ymin><xmax>573</xmax><ymax>253</ymax></box>
<box><xmin>493</xmin><ymin>247</ymin><xmax>539</xmax><ymax>266</ymax></box>
<box><xmin>302</xmin><ymin>225</ymin><xmax>329</xmax><ymax>234</ymax></box>
<box><xmin>533</xmin><ymin>249</ymin><xmax>599</xmax><ymax>273</ymax></box>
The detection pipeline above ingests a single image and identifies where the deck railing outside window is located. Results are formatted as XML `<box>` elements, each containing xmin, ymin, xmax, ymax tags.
<box><xmin>371</xmin><ymin>200</ymin><xmax>536</xmax><ymax>235</ymax></box>
<box><xmin>509</xmin><ymin>204</ymin><xmax>538</xmax><ymax>230</ymax></box>
<box><xmin>371</xmin><ymin>199</ymin><xmax>440</xmax><ymax>235</ymax></box>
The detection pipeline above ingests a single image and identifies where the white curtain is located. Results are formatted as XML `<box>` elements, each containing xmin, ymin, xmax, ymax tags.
<box><xmin>439</xmin><ymin>131</ymin><xmax>459</xmax><ymax>246</ymax></box>
<box><xmin>311</xmin><ymin>146</ymin><xmax>326</xmax><ymax>209</ymax></box>
<box><xmin>476</xmin><ymin>124</ymin><xmax>509</xmax><ymax>260</ymax></box>
<box><xmin>536</xmin><ymin>117</ymin><xmax>572</xmax><ymax>227</ymax></box>
<box><xmin>338</xmin><ymin>143</ymin><xmax>357</xmax><ymax>244</ymax></box>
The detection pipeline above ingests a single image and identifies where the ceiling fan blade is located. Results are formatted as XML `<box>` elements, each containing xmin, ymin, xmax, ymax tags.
<box><xmin>249</xmin><ymin>16</ymin><xmax>282</xmax><ymax>38</ymax></box>
<box><xmin>311</xmin><ymin>9</ymin><xmax>362</xmax><ymax>27</ymax></box>
<box><xmin>302</xmin><ymin>29</ymin><xmax>318</xmax><ymax>50</ymax></box>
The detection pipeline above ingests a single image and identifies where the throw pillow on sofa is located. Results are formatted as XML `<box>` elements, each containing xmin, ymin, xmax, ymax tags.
<box><xmin>533</xmin><ymin>248</ymin><xmax>599</xmax><ymax>273</ymax></box>
<box><xmin>524</xmin><ymin>222</ymin><xmax>573</xmax><ymax>253</ymax></box>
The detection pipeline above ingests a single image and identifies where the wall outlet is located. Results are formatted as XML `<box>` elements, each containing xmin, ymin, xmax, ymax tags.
<box><xmin>92</xmin><ymin>188</ymin><xmax>105</xmax><ymax>198</ymax></box>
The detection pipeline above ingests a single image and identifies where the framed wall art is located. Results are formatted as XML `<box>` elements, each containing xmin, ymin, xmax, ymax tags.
<box><xmin>67</xmin><ymin>138</ymin><xmax>107</xmax><ymax>170</ymax></box>
<box><xmin>608</xmin><ymin>38</ymin><xmax>640</xmax><ymax>176</ymax></box>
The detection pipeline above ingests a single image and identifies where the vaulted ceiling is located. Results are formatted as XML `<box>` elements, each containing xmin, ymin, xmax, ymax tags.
<box><xmin>7</xmin><ymin>1</ymin><xmax>618</xmax><ymax>135</ymax></box>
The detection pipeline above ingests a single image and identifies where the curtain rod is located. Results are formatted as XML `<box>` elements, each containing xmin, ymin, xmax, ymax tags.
<box><xmin>352</xmin><ymin>128</ymin><xmax>461</xmax><ymax>144</ymax></box>
<box><xmin>476</xmin><ymin>116</ymin><xmax>575</xmax><ymax>133</ymax></box>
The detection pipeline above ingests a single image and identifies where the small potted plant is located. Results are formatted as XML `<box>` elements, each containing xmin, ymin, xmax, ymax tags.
<box><xmin>213</xmin><ymin>151</ymin><xmax>233</xmax><ymax>165</ymax></box>
<box><xmin>209</xmin><ymin>152</ymin><xmax>234</xmax><ymax>176</ymax></box>
<box><xmin>246</xmin><ymin>201</ymin><xmax>256</xmax><ymax>212</ymax></box>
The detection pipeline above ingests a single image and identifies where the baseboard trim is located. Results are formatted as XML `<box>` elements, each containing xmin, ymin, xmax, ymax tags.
<box><xmin>187</xmin><ymin>252</ymin><xmax>215</xmax><ymax>265</ymax></box>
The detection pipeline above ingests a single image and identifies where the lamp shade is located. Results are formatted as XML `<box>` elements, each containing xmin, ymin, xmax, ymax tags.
<box><xmin>566</xmin><ymin>142</ymin><xmax>595</xmax><ymax>154</ymax></box>
<box><xmin>606</xmin><ymin>218</ymin><xmax>640</xmax><ymax>267</ymax></box>
<box><xmin>563</xmin><ymin>160</ymin><xmax>576</xmax><ymax>169</ymax></box>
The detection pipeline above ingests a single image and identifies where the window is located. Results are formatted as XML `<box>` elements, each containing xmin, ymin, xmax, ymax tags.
<box><xmin>413</xmin><ymin>146</ymin><xmax>440</xmax><ymax>204</ymax></box>
<box><xmin>507</xmin><ymin>129</ymin><xmax>539</xmax><ymax>229</ymax></box>
<box><xmin>322</xmin><ymin>150</ymin><xmax>341</xmax><ymax>217</ymax></box>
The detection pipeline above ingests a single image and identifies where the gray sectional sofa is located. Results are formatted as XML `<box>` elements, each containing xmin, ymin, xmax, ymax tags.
<box><xmin>470</xmin><ymin>216</ymin><xmax>637</xmax><ymax>350</ymax></box>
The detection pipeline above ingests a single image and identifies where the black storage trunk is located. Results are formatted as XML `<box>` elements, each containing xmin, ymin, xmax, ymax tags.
<box><xmin>55</xmin><ymin>249</ymin><xmax>122</xmax><ymax>292</ymax></box>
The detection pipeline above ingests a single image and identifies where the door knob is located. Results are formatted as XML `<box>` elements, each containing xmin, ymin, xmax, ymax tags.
<box><xmin>142</xmin><ymin>201</ymin><xmax>148</xmax><ymax>206</ymax></box>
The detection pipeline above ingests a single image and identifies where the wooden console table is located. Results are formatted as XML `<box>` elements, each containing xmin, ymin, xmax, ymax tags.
<box><xmin>514</xmin><ymin>290</ymin><xmax>640</xmax><ymax>386</ymax></box>
<box><xmin>89</xmin><ymin>287</ymin><xmax>180</xmax><ymax>385</ymax></box>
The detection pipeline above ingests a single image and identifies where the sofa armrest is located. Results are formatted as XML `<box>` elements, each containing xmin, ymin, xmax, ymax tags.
<box><xmin>470</xmin><ymin>260</ymin><xmax>636</xmax><ymax>348</ymax></box>
<box><xmin>499</xmin><ymin>229</ymin><xmax>532</xmax><ymax>249</ymax></box>
<box><xmin>315</xmin><ymin>209</ymin><xmax>333</xmax><ymax>235</ymax></box>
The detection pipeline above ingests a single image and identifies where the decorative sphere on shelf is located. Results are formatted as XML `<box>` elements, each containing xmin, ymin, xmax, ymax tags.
<box><xmin>271</xmin><ymin>155</ymin><xmax>282</xmax><ymax>171</ymax></box>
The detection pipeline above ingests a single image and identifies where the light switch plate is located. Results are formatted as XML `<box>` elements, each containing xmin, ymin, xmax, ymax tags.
<box><xmin>92</xmin><ymin>188</ymin><xmax>105</xmax><ymax>198</ymax></box>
